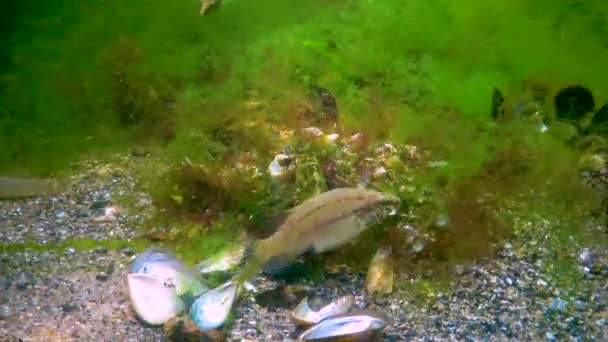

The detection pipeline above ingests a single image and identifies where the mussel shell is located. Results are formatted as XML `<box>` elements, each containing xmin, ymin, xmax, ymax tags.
<box><xmin>292</xmin><ymin>295</ymin><xmax>354</xmax><ymax>326</ymax></box>
<box><xmin>132</xmin><ymin>248</ymin><xmax>207</xmax><ymax>296</ymax></box>
<box><xmin>127</xmin><ymin>274</ymin><xmax>185</xmax><ymax>325</ymax></box>
<box><xmin>189</xmin><ymin>281</ymin><xmax>239</xmax><ymax>330</ymax></box>
<box><xmin>196</xmin><ymin>245</ymin><xmax>246</xmax><ymax>274</ymax></box>
<box><xmin>297</xmin><ymin>312</ymin><xmax>388</xmax><ymax>342</ymax></box>
<box><xmin>365</xmin><ymin>246</ymin><xmax>394</xmax><ymax>295</ymax></box>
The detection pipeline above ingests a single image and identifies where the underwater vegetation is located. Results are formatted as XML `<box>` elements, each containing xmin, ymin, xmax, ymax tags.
<box><xmin>1</xmin><ymin>0</ymin><xmax>608</xmax><ymax>292</ymax></box>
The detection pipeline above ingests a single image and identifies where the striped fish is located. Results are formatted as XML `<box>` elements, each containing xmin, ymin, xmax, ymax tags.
<box><xmin>236</xmin><ymin>188</ymin><xmax>400</xmax><ymax>282</ymax></box>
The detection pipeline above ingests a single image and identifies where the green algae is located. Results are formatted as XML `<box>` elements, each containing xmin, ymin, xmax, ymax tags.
<box><xmin>0</xmin><ymin>237</ymin><xmax>152</xmax><ymax>254</ymax></box>
<box><xmin>1</xmin><ymin>0</ymin><xmax>607</xmax><ymax>294</ymax></box>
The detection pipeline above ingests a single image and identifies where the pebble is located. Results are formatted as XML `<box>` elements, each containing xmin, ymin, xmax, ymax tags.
<box><xmin>95</xmin><ymin>273</ymin><xmax>110</xmax><ymax>282</ymax></box>
<box><xmin>0</xmin><ymin>305</ymin><xmax>10</xmax><ymax>320</ymax></box>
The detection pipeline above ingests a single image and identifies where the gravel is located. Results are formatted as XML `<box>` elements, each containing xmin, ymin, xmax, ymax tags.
<box><xmin>0</xmin><ymin>249</ymin><xmax>165</xmax><ymax>341</ymax></box>
<box><xmin>0</xmin><ymin>160</ymin><xmax>149</xmax><ymax>245</ymax></box>
<box><xmin>229</xmin><ymin>244</ymin><xmax>607</xmax><ymax>341</ymax></box>
<box><xmin>0</xmin><ymin>158</ymin><xmax>607</xmax><ymax>341</ymax></box>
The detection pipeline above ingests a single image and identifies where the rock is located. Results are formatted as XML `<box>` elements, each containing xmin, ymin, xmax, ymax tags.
<box><xmin>548</xmin><ymin>298</ymin><xmax>569</xmax><ymax>313</ymax></box>
<box><xmin>588</xmin><ymin>103</ymin><xmax>608</xmax><ymax>135</ymax></box>
<box><xmin>121</xmin><ymin>246</ymin><xmax>135</xmax><ymax>256</ymax></box>
<box><xmin>95</xmin><ymin>247</ymin><xmax>108</xmax><ymax>255</ymax></box>
<box><xmin>164</xmin><ymin>316</ymin><xmax>226</xmax><ymax>341</ymax></box>
<box><xmin>60</xmin><ymin>303</ymin><xmax>79</xmax><ymax>314</ymax></box>
<box><xmin>554</xmin><ymin>85</ymin><xmax>595</xmax><ymax>123</ymax></box>
<box><xmin>491</xmin><ymin>87</ymin><xmax>506</xmax><ymax>120</ymax></box>
<box><xmin>95</xmin><ymin>273</ymin><xmax>110</xmax><ymax>282</ymax></box>
<box><xmin>254</xmin><ymin>284</ymin><xmax>313</xmax><ymax>309</ymax></box>
<box><xmin>306</xmin><ymin>84</ymin><xmax>338</xmax><ymax>126</ymax></box>
<box><xmin>0</xmin><ymin>305</ymin><xmax>10</xmax><ymax>320</ymax></box>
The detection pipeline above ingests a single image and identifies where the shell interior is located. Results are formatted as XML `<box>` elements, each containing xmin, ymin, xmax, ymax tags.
<box><xmin>189</xmin><ymin>280</ymin><xmax>239</xmax><ymax>330</ymax></box>
<box><xmin>298</xmin><ymin>313</ymin><xmax>387</xmax><ymax>340</ymax></box>
<box><xmin>127</xmin><ymin>273</ymin><xmax>185</xmax><ymax>325</ymax></box>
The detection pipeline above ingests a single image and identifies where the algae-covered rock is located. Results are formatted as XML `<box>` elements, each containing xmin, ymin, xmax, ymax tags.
<box><xmin>164</xmin><ymin>316</ymin><xmax>226</xmax><ymax>342</ymax></box>
<box><xmin>305</xmin><ymin>84</ymin><xmax>338</xmax><ymax>127</ymax></box>
<box><xmin>554</xmin><ymin>85</ymin><xmax>595</xmax><ymax>123</ymax></box>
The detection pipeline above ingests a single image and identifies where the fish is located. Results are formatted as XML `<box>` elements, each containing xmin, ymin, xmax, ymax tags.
<box><xmin>235</xmin><ymin>188</ymin><xmax>400</xmax><ymax>283</ymax></box>
<box><xmin>0</xmin><ymin>176</ymin><xmax>69</xmax><ymax>199</ymax></box>
<box><xmin>127</xmin><ymin>274</ymin><xmax>186</xmax><ymax>325</ymax></box>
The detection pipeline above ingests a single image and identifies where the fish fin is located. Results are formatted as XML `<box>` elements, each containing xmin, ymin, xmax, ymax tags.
<box><xmin>262</xmin><ymin>255</ymin><xmax>293</xmax><ymax>275</ymax></box>
<box><xmin>301</xmin><ymin>245</ymin><xmax>317</xmax><ymax>258</ymax></box>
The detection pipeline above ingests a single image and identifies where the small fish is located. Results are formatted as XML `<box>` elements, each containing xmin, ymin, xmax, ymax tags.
<box><xmin>236</xmin><ymin>188</ymin><xmax>400</xmax><ymax>283</ymax></box>
<box><xmin>0</xmin><ymin>176</ymin><xmax>69</xmax><ymax>199</ymax></box>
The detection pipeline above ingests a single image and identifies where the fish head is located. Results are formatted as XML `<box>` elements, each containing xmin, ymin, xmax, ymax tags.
<box><xmin>356</xmin><ymin>192</ymin><xmax>401</xmax><ymax>227</ymax></box>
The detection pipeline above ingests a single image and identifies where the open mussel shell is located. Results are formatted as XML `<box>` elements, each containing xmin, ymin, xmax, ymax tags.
<box><xmin>131</xmin><ymin>247</ymin><xmax>207</xmax><ymax>296</ymax></box>
<box><xmin>296</xmin><ymin>312</ymin><xmax>388</xmax><ymax>342</ymax></box>
<box><xmin>292</xmin><ymin>295</ymin><xmax>354</xmax><ymax>326</ymax></box>
<box><xmin>365</xmin><ymin>246</ymin><xmax>394</xmax><ymax>295</ymax></box>
<box><xmin>196</xmin><ymin>244</ymin><xmax>246</xmax><ymax>274</ymax></box>
<box><xmin>189</xmin><ymin>280</ymin><xmax>239</xmax><ymax>330</ymax></box>
<box><xmin>127</xmin><ymin>274</ymin><xmax>185</xmax><ymax>325</ymax></box>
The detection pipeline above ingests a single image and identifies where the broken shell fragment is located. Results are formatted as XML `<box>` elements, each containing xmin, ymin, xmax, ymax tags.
<box><xmin>127</xmin><ymin>274</ymin><xmax>185</xmax><ymax>325</ymax></box>
<box><xmin>303</xmin><ymin>127</ymin><xmax>325</xmax><ymax>137</ymax></box>
<box><xmin>196</xmin><ymin>244</ymin><xmax>246</xmax><ymax>274</ymax></box>
<box><xmin>365</xmin><ymin>246</ymin><xmax>394</xmax><ymax>295</ymax></box>
<box><xmin>189</xmin><ymin>280</ymin><xmax>239</xmax><ymax>331</ymax></box>
<box><xmin>297</xmin><ymin>312</ymin><xmax>388</xmax><ymax>342</ymax></box>
<box><xmin>292</xmin><ymin>295</ymin><xmax>354</xmax><ymax>326</ymax></box>
<box><xmin>268</xmin><ymin>153</ymin><xmax>294</xmax><ymax>178</ymax></box>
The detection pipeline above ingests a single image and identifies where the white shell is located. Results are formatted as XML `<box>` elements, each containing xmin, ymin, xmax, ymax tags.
<box><xmin>292</xmin><ymin>295</ymin><xmax>354</xmax><ymax>326</ymax></box>
<box><xmin>131</xmin><ymin>248</ymin><xmax>207</xmax><ymax>296</ymax></box>
<box><xmin>189</xmin><ymin>281</ymin><xmax>239</xmax><ymax>330</ymax></box>
<box><xmin>127</xmin><ymin>274</ymin><xmax>185</xmax><ymax>325</ymax></box>
<box><xmin>297</xmin><ymin>313</ymin><xmax>387</xmax><ymax>341</ymax></box>
<box><xmin>196</xmin><ymin>245</ymin><xmax>246</xmax><ymax>274</ymax></box>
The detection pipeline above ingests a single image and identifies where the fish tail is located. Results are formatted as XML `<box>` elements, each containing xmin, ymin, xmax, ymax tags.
<box><xmin>233</xmin><ymin>242</ymin><xmax>268</xmax><ymax>285</ymax></box>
